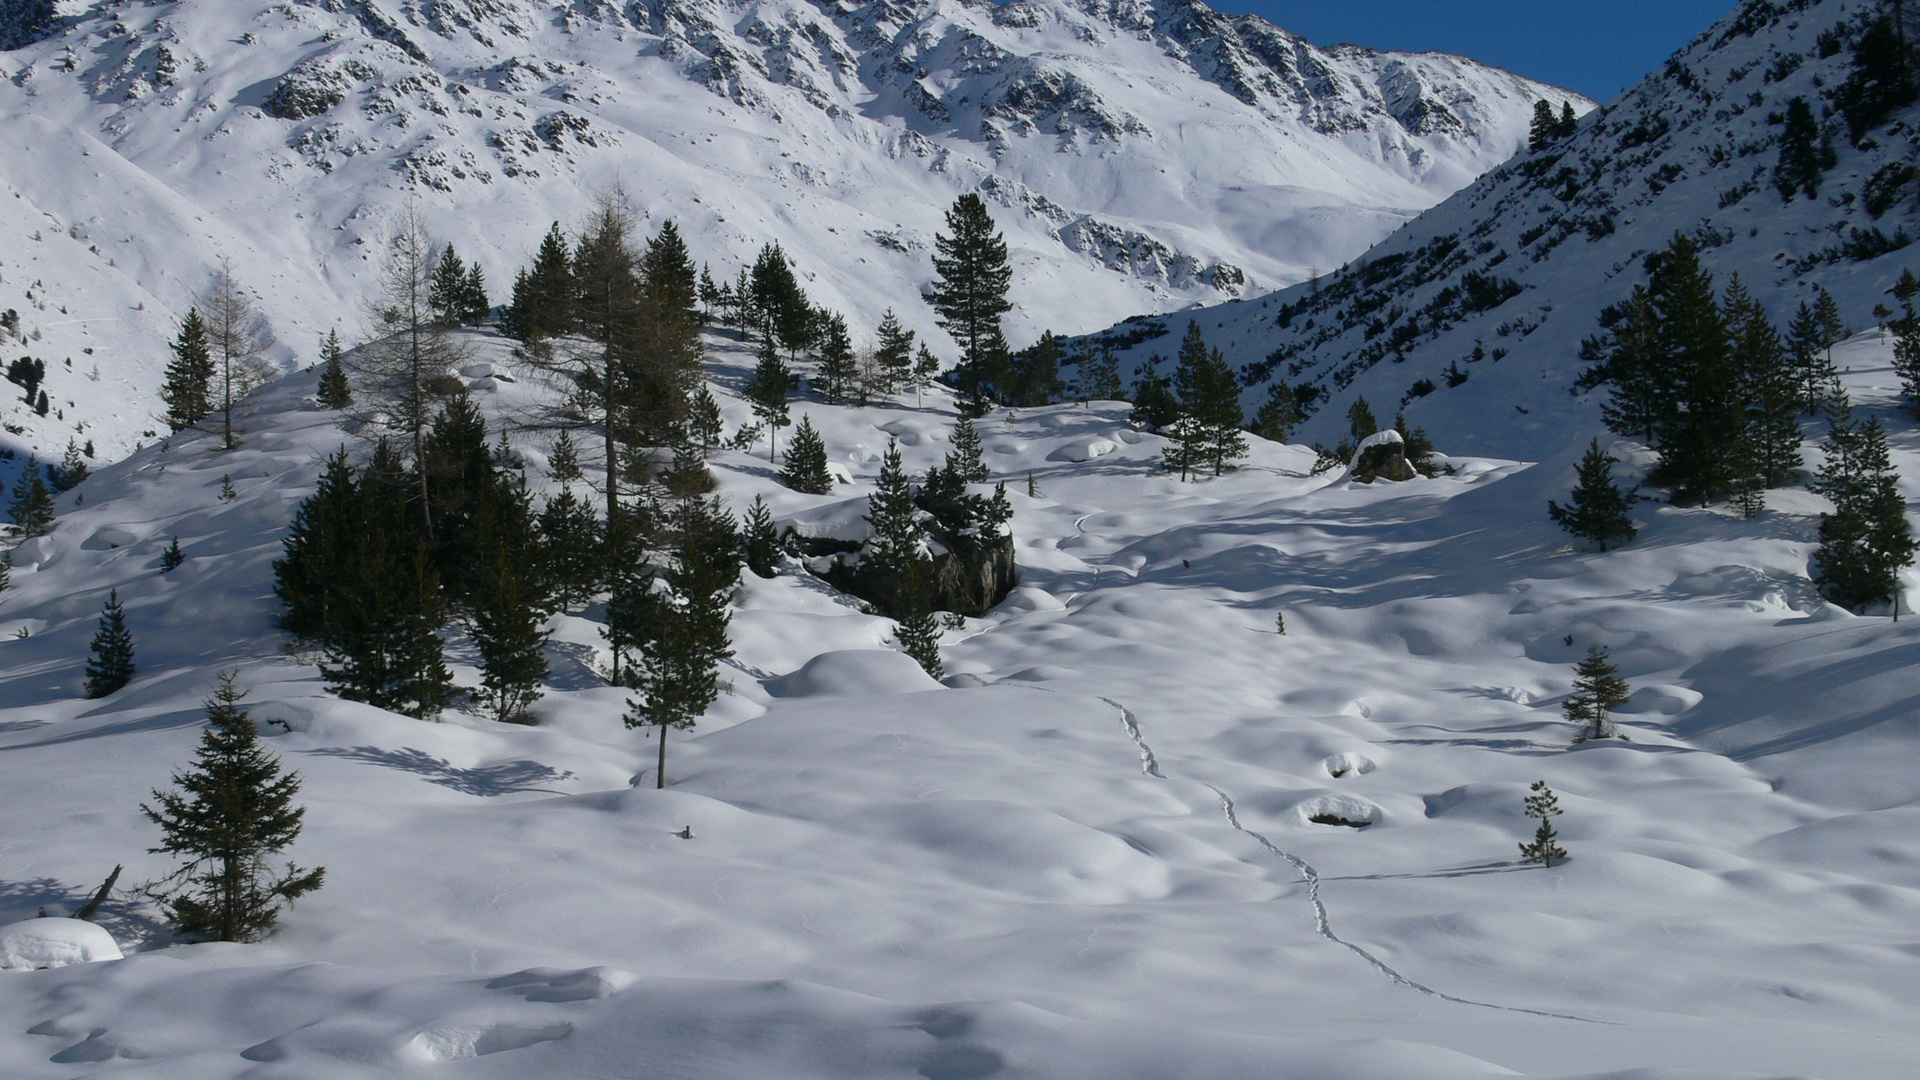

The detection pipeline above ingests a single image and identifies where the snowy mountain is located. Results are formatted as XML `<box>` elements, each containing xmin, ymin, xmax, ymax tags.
<box><xmin>1083</xmin><ymin>0</ymin><xmax>1920</xmax><ymax>461</ymax></box>
<box><xmin>0</xmin><ymin>0</ymin><xmax>1581</xmax><ymax>470</ymax></box>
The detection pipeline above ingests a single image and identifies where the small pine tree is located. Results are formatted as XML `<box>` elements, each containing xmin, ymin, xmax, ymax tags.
<box><xmin>84</xmin><ymin>589</ymin><xmax>136</xmax><ymax>698</ymax></box>
<box><xmin>624</xmin><ymin>542</ymin><xmax>733</xmax><ymax>788</ymax></box>
<box><xmin>1563</xmin><ymin>645</ymin><xmax>1630</xmax><ymax>741</ymax></box>
<box><xmin>548</xmin><ymin>429</ymin><xmax>583</xmax><ymax>484</ymax></box>
<box><xmin>1129</xmin><ymin>365</ymin><xmax>1179</xmax><ymax>432</ymax></box>
<box><xmin>892</xmin><ymin>577</ymin><xmax>945</xmax><ymax>680</ymax></box>
<box><xmin>1518</xmin><ymin>781</ymin><xmax>1569</xmax><ymax>868</ymax></box>
<box><xmin>948</xmin><ymin>415</ymin><xmax>989</xmax><ymax>482</ymax></box>
<box><xmin>54</xmin><ymin>439</ymin><xmax>87</xmax><ymax>491</ymax></box>
<box><xmin>1161</xmin><ymin>414</ymin><xmax>1209</xmax><ymax>481</ymax></box>
<box><xmin>686</xmin><ymin>387</ymin><xmax>725</xmax><ymax>454</ymax></box>
<box><xmin>7</xmin><ymin>464</ymin><xmax>54</xmax><ymax>538</ymax></box>
<box><xmin>469</xmin><ymin>553</ymin><xmax>550</xmax><ymax>724</ymax></box>
<box><xmin>461</xmin><ymin>262</ymin><xmax>489</xmax><ymax>326</ymax></box>
<box><xmin>815</xmin><ymin>309</ymin><xmax>859</xmax><ymax>405</ymax></box>
<box><xmin>33</xmin><ymin>389</ymin><xmax>47</xmax><ymax>417</ymax></box>
<box><xmin>161</xmin><ymin>536</ymin><xmax>184</xmax><ymax>573</ymax></box>
<box><xmin>864</xmin><ymin>440</ymin><xmax>927</xmax><ymax>617</ymax></box>
<box><xmin>161</xmin><ymin>309</ymin><xmax>216</xmax><ymax>433</ymax></box>
<box><xmin>1527</xmin><ymin>99</ymin><xmax>1558</xmax><ymax>152</ymax></box>
<box><xmin>429</xmin><ymin>244</ymin><xmax>469</xmax><ymax>327</ymax></box>
<box><xmin>1813</xmin><ymin>416</ymin><xmax>1917</xmax><ymax>611</ymax></box>
<box><xmin>912</xmin><ymin>344</ymin><xmax>941</xmax><ymax>406</ymax></box>
<box><xmin>535</xmin><ymin>486</ymin><xmax>604</xmax><ymax>610</ymax></box>
<box><xmin>1347</xmin><ymin>396</ymin><xmax>1379</xmax><ymax>442</ymax></box>
<box><xmin>316</xmin><ymin>330</ymin><xmax>352</xmax><ymax>410</ymax></box>
<box><xmin>874</xmin><ymin>309</ymin><xmax>916</xmax><ymax>394</ymax></box>
<box><xmin>743</xmin><ymin>495</ymin><xmax>781</xmax><ymax>578</ymax></box>
<box><xmin>0</xmin><ymin>551</ymin><xmax>10</xmax><ymax>593</ymax></box>
<box><xmin>1080</xmin><ymin>347</ymin><xmax>1124</xmax><ymax>403</ymax></box>
<box><xmin>218</xmin><ymin>474</ymin><xmax>237</xmax><ymax>502</ymax></box>
<box><xmin>141</xmin><ymin>671</ymin><xmax>324</xmax><ymax>942</ymax></box>
<box><xmin>780</xmin><ymin>415</ymin><xmax>834</xmax><ymax>494</ymax></box>
<box><xmin>1548</xmin><ymin>440</ymin><xmax>1638</xmax><ymax>551</ymax></box>
<box><xmin>746</xmin><ymin>338</ymin><xmax>792</xmax><ymax>460</ymax></box>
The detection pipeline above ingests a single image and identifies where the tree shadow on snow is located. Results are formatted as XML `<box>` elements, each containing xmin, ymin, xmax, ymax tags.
<box><xmin>0</xmin><ymin>876</ymin><xmax>173</xmax><ymax>952</ymax></box>
<box><xmin>302</xmin><ymin>746</ymin><xmax>576</xmax><ymax>796</ymax></box>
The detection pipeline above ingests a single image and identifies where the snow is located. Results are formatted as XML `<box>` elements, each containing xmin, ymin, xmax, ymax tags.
<box><xmin>0</xmin><ymin>323</ymin><xmax>1916</xmax><ymax>1076</ymax></box>
<box><xmin>0</xmin><ymin>920</ymin><xmax>122</xmax><ymax>971</ymax></box>
<box><xmin>0</xmin><ymin>0</ymin><xmax>1583</xmax><ymax>481</ymax></box>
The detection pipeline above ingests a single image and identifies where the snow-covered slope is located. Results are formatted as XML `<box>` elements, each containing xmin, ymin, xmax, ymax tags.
<box><xmin>1</xmin><ymin>326</ymin><xmax>1919</xmax><ymax>1077</ymax></box>
<box><xmin>1083</xmin><ymin>0</ymin><xmax>1920</xmax><ymax>462</ymax></box>
<box><xmin>0</xmin><ymin>0</ymin><xmax>1583</xmax><ymax>468</ymax></box>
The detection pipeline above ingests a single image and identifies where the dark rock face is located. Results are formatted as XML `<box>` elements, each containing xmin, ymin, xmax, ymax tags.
<box><xmin>0</xmin><ymin>0</ymin><xmax>58</xmax><ymax>51</ymax></box>
<box><xmin>1350</xmin><ymin>431</ymin><xmax>1416</xmax><ymax>483</ymax></box>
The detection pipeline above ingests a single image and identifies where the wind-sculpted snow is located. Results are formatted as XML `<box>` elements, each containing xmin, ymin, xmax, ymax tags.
<box><xmin>0</xmin><ymin>326</ymin><xmax>1918</xmax><ymax>1076</ymax></box>
<box><xmin>0</xmin><ymin>0</ymin><xmax>1579</xmax><ymax>473</ymax></box>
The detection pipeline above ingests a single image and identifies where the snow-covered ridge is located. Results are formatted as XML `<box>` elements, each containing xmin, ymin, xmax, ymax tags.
<box><xmin>0</xmin><ymin>0</ymin><xmax>1580</xmax><ymax>470</ymax></box>
<box><xmin>1083</xmin><ymin>0</ymin><xmax>1920</xmax><ymax>464</ymax></box>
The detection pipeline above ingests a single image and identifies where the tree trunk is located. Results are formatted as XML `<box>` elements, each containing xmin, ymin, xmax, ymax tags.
<box><xmin>656</xmin><ymin>722</ymin><xmax>668</xmax><ymax>789</ymax></box>
<box><xmin>74</xmin><ymin>865</ymin><xmax>121</xmax><ymax>922</ymax></box>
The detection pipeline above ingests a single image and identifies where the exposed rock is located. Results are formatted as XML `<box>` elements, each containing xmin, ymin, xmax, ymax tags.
<box><xmin>1350</xmin><ymin>429</ymin><xmax>1415</xmax><ymax>483</ymax></box>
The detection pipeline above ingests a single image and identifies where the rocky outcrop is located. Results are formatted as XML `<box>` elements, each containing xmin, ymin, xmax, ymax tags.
<box><xmin>1349</xmin><ymin>429</ymin><xmax>1416</xmax><ymax>483</ymax></box>
<box><xmin>808</xmin><ymin>532</ymin><xmax>1018</xmax><ymax>618</ymax></box>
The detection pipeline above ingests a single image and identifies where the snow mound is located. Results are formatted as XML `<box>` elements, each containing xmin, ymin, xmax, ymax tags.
<box><xmin>1323</xmin><ymin>752</ymin><xmax>1377</xmax><ymax>779</ymax></box>
<box><xmin>767</xmin><ymin>650</ymin><xmax>944</xmax><ymax>699</ymax></box>
<box><xmin>1050</xmin><ymin>438</ymin><xmax>1118</xmax><ymax>463</ymax></box>
<box><xmin>1620</xmin><ymin>685</ymin><xmax>1704</xmax><ymax>717</ymax></box>
<box><xmin>407</xmin><ymin>1020</ymin><xmax>573</xmax><ymax>1060</ymax></box>
<box><xmin>0</xmin><ymin>918</ymin><xmax>122</xmax><ymax>970</ymax></box>
<box><xmin>996</xmin><ymin>587</ymin><xmax>1066</xmax><ymax>615</ymax></box>
<box><xmin>1297</xmin><ymin>795</ymin><xmax>1383</xmax><ymax>829</ymax></box>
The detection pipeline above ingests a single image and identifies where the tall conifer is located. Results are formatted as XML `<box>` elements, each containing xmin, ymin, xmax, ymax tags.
<box><xmin>84</xmin><ymin>589</ymin><xmax>136</xmax><ymax>698</ymax></box>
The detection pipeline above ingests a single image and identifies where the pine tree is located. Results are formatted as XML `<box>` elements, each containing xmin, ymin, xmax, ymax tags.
<box><xmin>1557</xmin><ymin>100</ymin><xmax>1579</xmax><ymax>138</ymax></box>
<box><xmin>1347</xmin><ymin>396</ymin><xmax>1379</xmax><ymax>441</ymax></box>
<box><xmin>874</xmin><ymin>309</ymin><xmax>916</xmax><ymax>394</ymax></box>
<box><xmin>1787</xmin><ymin>299</ymin><xmax>1843</xmax><ymax>413</ymax></box>
<box><xmin>161</xmin><ymin>536</ymin><xmax>184</xmax><ymax>573</ymax></box>
<box><xmin>1774</xmin><ymin>97</ymin><xmax>1826</xmax><ymax>200</ymax></box>
<box><xmin>55</xmin><ymin>438</ymin><xmax>87</xmax><ymax>491</ymax></box>
<box><xmin>624</xmin><ymin>509</ymin><xmax>734</xmax><ymax>788</ymax></box>
<box><xmin>1890</xmin><ymin>270</ymin><xmax>1920</xmax><ymax>412</ymax></box>
<box><xmin>161</xmin><ymin>308</ymin><xmax>216</xmax><ymax>433</ymax></box>
<box><xmin>781</xmin><ymin>414</ymin><xmax>834</xmax><ymax>494</ymax></box>
<box><xmin>815</xmin><ymin>309</ymin><xmax>859</xmax><ymax>405</ymax></box>
<box><xmin>0</xmin><ymin>551</ymin><xmax>10</xmax><ymax>592</ymax></box>
<box><xmin>864</xmin><ymin>440</ymin><xmax>927</xmax><ymax>617</ymax></box>
<box><xmin>1646</xmin><ymin>234</ymin><xmax>1743</xmax><ymax>505</ymax></box>
<box><xmin>1835</xmin><ymin>15</ymin><xmax>1918</xmax><ymax>143</ymax></box>
<box><xmin>926</xmin><ymin>193</ymin><xmax>1014</xmax><ymax>412</ymax></box>
<box><xmin>1518</xmin><ymin>781</ymin><xmax>1569</xmax><ymax>868</ymax></box>
<box><xmin>141</xmin><ymin>671</ymin><xmax>323</xmax><ymax>942</ymax></box>
<box><xmin>429</xmin><ymin>244</ymin><xmax>468</xmax><ymax>327</ymax></box>
<box><xmin>7</xmin><ymin>464</ymin><xmax>54</xmax><ymax>538</ymax></box>
<box><xmin>1563</xmin><ymin>645</ymin><xmax>1630</xmax><ymax>741</ymax></box>
<box><xmin>1129</xmin><ymin>364</ymin><xmax>1179</xmax><ymax>432</ymax></box>
<box><xmin>1549</xmin><ymin>439</ymin><xmax>1638</xmax><ymax>551</ymax></box>
<box><xmin>686</xmin><ymin>386</ymin><xmax>725</xmax><ymax>454</ymax></box>
<box><xmin>1251</xmin><ymin>381</ymin><xmax>1303</xmax><ymax>442</ymax></box>
<box><xmin>218</xmin><ymin>474</ymin><xmax>237</xmax><ymax>502</ymax></box>
<box><xmin>746</xmin><ymin>337</ymin><xmax>793</xmax><ymax>461</ymax></box>
<box><xmin>507</xmin><ymin>222</ymin><xmax>573</xmax><ymax>341</ymax></box>
<box><xmin>548</xmin><ymin>429</ymin><xmax>583</xmax><ymax>483</ymax></box>
<box><xmin>84</xmin><ymin>589</ymin><xmax>136</xmax><ymax>698</ymax></box>
<box><xmin>1527</xmin><ymin>99</ymin><xmax>1559</xmax><ymax>152</ymax></box>
<box><xmin>1813</xmin><ymin>417</ymin><xmax>1917</xmax><ymax>612</ymax></box>
<box><xmin>33</xmin><ymin>389</ymin><xmax>47</xmax><ymax>417</ymax></box>
<box><xmin>461</xmin><ymin>262</ymin><xmax>489</xmax><ymax>326</ymax></box>
<box><xmin>1724</xmin><ymin>276</ymin><xmax>1803</xmax><ymax>493</ymax></box>
<box><xmin>1080</xmin><ymin>347</ymin><xmax>1124</xmax><ymax>403</ymax></box>
<box><xmin>892</xmin><ymin>568</ymin><xmax>944</xmax><ymax>680</ymax></box>
<box><xmin>535</xmin><ymin>486</ymin><xmax>603</xmax><ymax>610</ymax></box>
<box><xmin>743</xmin><ymin>495</ymin><xmax>781</xmax><ymax>578</ymax></box>
<box><xmin>1162</xmin><ymin>413</ymin><xmax>1208</xmax><ymax>482</ymax></box>
<box><xmin>912</xmin><ymin>344</ymin><xmax>942</xmax><ymax>406</ymax></box>
<box><xmin>316</xmin><ymin>330</ymin><xmax>352</xmax><ymax>409</ymax></box>
<box><xmin>948</xmin><ymin>415</ymin><xmax>989</xmax><ymax>482</ymax></box>
<box><xmin>1008</xmin><ymin>330</ymin><xmax>1065</xmax><ymax>408</ymax></box>
<box><xmin>469</xmin><ymin>550</ymin><xmax>550</xmax><ymax>724</ymax></box>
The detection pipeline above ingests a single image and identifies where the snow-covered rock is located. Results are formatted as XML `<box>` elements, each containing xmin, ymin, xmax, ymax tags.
<box><xmin>0</xmin><ymin>919</ymin><xmax>122</xmax><ymax>970</ymax></box>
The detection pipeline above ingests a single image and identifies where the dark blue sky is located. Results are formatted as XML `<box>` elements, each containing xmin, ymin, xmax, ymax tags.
<box><xmin>1238</xmin><ymin>1</ymin><xmax>1739</xmax><ymax>101</ymax></box>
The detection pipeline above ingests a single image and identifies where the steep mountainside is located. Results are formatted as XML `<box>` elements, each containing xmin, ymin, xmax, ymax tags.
<box><xmin>1085</xmin><ymin>0</ymin><xmax>1919</xmax><ymax>462</ymax></box>
<box><xmin>0</xmin><ymin>0</ymin><xmax>1582</xmax><ymax>470</ymax></box>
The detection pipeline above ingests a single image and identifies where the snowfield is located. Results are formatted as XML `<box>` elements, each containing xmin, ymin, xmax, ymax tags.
<box><xmin>0</xmin><ymin>326</ymin><xmax>1916</xmax><ymax>1078</ymax></box>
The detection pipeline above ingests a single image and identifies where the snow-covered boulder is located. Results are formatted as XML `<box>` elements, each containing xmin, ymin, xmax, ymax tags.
<box><xmin>767</xmin><ymin>650</ymin><xmax>943</xmax><ymax>699</ymax></box>
<box><xmin>0</xmin><ymin>918</ymin><xmax>123</xmax><ymax>970</ymax></box>
<box><xmin>1050</xmin><ymin>438</ymin><xmax>1117</xmax><ymax>463</ymax></box>
<box><xmin>1350</xmin><ymin>430</ymin><xmax>1416</xmax><ymax>483</ymax></box>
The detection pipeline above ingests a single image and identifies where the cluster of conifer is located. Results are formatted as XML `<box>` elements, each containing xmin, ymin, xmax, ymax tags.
<box><xmin>1576</xmin><ymin>234</ymin><xmax>1837</xmax><ymax>513</ymax></box>
<box><xmin>1131</xmin><ymin>321</ymin><xmax>1248</xmax><ymax>479</ymax></box>
<box><xmin>1526</xmin><ymin>99</ymin><xmax>1580</xmax><ymax>152</ymax></box>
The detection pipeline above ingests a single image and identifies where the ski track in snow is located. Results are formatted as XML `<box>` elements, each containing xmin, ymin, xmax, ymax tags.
<box><xmin>1061</xmin><ymin>687</ymin><xmax>1605</xmax><ymax>1025</ymax></box>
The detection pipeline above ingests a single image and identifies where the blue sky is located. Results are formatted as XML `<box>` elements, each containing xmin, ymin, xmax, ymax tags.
<box><xmin>1240</xmin><ymin>1</ymin><xmax>1739</xmax><ymax>100</ymax></box>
